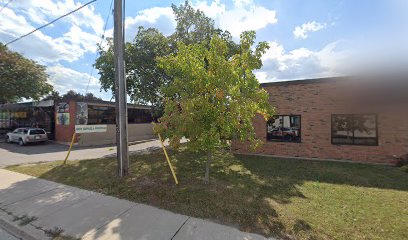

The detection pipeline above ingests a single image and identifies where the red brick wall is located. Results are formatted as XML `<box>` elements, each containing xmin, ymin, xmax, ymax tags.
<box><xmin>55</xmin><ymin>100</ymin><xmax>76</xmax><ymax>143</ymax></box>
<box><xmin>232</xmin><ymin>78</ymin><xmax>408</xmax><ymax>164</ymax></box>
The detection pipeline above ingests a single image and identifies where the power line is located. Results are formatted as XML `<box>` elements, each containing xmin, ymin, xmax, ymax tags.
<box><xmin>5</xmin><ymin>0</ymin><xmax>97</xmax><ymax>46</ymax></box>
<box><xmin>0</xmin><ymin>0</ymin><xmax>14</xmax><ymax>14</ymax></box>
<box><xmin>85</xmin><ymin>0</ymin><xmax>114</xmax><ymax>95</ymax></box>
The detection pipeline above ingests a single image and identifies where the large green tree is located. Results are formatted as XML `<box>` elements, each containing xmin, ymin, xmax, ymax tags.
<box><xmin>94</xmin><ymin>1</ymin><xmax>238</xmax><ymax>116</ymax></box>
<box><xmin>95</xmin><ymin>27</ymin><xmax>171</xmax><ymax>115</ymax></box>
<box><xmin>155</xmin><ymin>31</ymin><xmax>274</xmax><ymax>183</ymax></box>
<box><xmin>0</xmin><ymin>44</ymin><xmax>52</xmax><ymax>103</ymax></box>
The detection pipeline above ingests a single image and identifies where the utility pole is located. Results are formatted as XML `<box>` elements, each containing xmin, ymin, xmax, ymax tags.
<box><xmin>113</xmin><ymin>0</ymin><xmax>129</xmax><ymax>176</ymax></box>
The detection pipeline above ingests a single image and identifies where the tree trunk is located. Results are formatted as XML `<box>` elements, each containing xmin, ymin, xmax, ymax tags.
<box><xmin>204</xmin><ymin>151</ymin><xmax>212</xmax><ymax>184</ymax></box>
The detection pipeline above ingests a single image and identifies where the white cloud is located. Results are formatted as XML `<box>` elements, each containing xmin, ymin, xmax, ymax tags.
<box><xmin>47</xmin><ymin>64</ymin><xmax>100</xmax><ymax>94</ymax></box>
<box><xmin>232</xmin><ymin>0</ymin><xmax>253</xmax><ymax>8</ymax></box>
<box><xmin>193</xmin><ymin>0</ymin><xmax>277</xmax><ymax>38</ymax></box>
<box><xmin>293</xmin><ymin>21</ymin><xmax>327</xmax><ymax>39</ymax></box>
<box><xmin>256</xmin><ymin>41</ymin><xmax>350</xmax><ymax>82</ymax></box>
<box><xmin>46</xmin><ymin>64</ymin><xmax>113</xmax><ymax>100</ymax></box>
<box><xmin>11</xmin><ymin>0</ymin><xmax>104</xmax><ymax>35</ymax></box>
<box><xmin>0</xmin><ymin>0</ymin><xmax>103</xmax><ymax>63</ymax></box>
<box><xmin>104</xmin><ymin>6</ymin><xmax>176</xmax><ymax>41</ymax></box>
<box><xmin>63</xmin><ymin>25</ymin><xmax>101</xmax><ymax>53</ymax></box>
<box><xmin>194</xmin><ymin>0</ymin><xmax>225</xmax><ymax>19</ymax></box>
<box><xmin>106</xmin><ymin>1</ymin><xmax>277</xmax><ymax>42</ymax></box>
<box><xmin>124</xmin><ymin>7</ymin><xmax>176</xmax><ymax>40</ymax></box>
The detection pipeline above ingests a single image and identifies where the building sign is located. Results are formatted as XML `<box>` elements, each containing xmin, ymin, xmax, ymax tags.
<box><xmin>32</xmin><ymin>100</ymin><xmax>54</xmax><ymax>107</ymax></box>
<box><xmin>75</xmin><ymin>125</ymin><xmax>107</xmax><ymax>133</ymax></box>
<box><xmin>11</xmin><ymin>112</ymin><xmax>27</xmax><ymax>118</ymax></box>
<box><xmin>56</xmin><ymin>102</ymin><xmax>70</xmax><ymax>125</ymax></box>
<box><xmin>75</xmin><ymin>102</ymin><xmax>88</xmax><ymax>125</ymax></box>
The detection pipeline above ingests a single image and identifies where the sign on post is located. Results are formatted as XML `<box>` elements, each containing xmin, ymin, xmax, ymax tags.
<box><xmin>75</xmin><ymin>125</ymin><xmax>107</xmax><ymax>133</ymax></box>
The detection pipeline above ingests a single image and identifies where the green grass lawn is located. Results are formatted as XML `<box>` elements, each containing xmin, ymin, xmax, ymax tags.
<box><xmin>6</xmin><ymin>149</ymin><xmax>408</xmax><ymax>240</ymax></box>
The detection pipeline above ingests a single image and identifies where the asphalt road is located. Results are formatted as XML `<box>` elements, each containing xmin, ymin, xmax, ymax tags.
<box><xmin>0</xmin><ymin>139</ymin><xmax>162</xmax><ymax>167</ymax></box>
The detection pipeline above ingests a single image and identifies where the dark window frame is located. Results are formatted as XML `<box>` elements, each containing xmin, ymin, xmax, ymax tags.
<box><xmin>266</xmin><ymin>115</ymin><xmax>302</xmax><ymax>143</ymax></box>
<box><xmin>331</xmin><ymin>114</ymin><xmax>379</xmax><ymax>146</ymax></box>
<box><xmin>87</xmin><ymin>105</ymin><xmax>154</xmax><ymax>125</ymax></box>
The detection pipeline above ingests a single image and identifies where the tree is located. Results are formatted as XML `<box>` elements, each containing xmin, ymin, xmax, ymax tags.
<box><xmin>0</xmin><ymin>44</ymin><xmax>52</xmax><ymax>104</ymax></box>
<box><xmin>170</xmin><ymin>1</ymin><xmax>215</xmax><ymax>46</ymax></box>
<box><xmin>95</xmin><ymin>27</ymin><xmax>171</xmax><ymax>116</ymax></box>
<box><xmin>94</xmin><ymin>1</ymin><xmax>238</xmax><ymax>116</ymax></box>
<box><xmin>42</xmin><ymin>90</ymin><xmax>102</xmax><ymax>102</ymax></box>
<box><xmin>155</xmin><ymin>31</ymin><xmax>274</xmax><ymax>184</ymax></box>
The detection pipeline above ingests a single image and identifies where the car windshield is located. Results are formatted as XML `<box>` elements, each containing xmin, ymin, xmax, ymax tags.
<box><xmin>29</xmin><ymin>129</ymin><xmax>45</xmax><ymax>135</ymax></box>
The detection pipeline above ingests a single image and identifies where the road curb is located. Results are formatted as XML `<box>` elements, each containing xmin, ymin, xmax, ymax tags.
<box><xmin>0</xmin><ymin>217</ymin><xmax>41</xmax><ymax>240</ymax></box>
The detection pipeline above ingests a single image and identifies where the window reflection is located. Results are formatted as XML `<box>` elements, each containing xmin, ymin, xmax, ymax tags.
<box><xmin>332</xmin><ymin>114</ymin><xmax>377</xmax><ymax>146</ymax></box>
<box><xmin>267</xmin><ymin>115</ymin><xmax>301</xmax><ymax>142</ymax></box>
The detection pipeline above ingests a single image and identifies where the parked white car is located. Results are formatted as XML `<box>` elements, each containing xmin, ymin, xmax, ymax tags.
<box><xmin>6</xmin><ymin>128</ymin><xmax>48</xmax><ymax>146</ymax></box>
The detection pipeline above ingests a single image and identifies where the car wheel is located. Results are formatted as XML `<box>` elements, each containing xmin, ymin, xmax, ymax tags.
<box><xmin>18</xmin><ymin>138</ymin><xmax>25</xmax><ymax>146</ymax></box>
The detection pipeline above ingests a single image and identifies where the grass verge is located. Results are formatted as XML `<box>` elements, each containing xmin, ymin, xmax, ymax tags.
<box><xmin>6</xmin><ymin>148</ymin><xmax>408</xmax><ymax>240</ymax></box>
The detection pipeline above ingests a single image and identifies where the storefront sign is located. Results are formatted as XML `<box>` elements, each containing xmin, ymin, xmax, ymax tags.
<box><xmin>75</xmin><ymin>125</ymin><xmax>107</xmax><ymax>133</ymax></box>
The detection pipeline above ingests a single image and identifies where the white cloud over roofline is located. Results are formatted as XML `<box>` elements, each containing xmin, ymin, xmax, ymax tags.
<box><xmin>47</xmin><ymin>64</ymin><xmax>106</xmax><ymax>96</ymax></box>
<box><xmin>256</xmin><ymin>40</ymin><xmax>350</xmax><ymax>82</ymax></box>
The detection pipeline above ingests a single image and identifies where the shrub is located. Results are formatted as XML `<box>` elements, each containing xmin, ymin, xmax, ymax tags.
<box><xmin>395</xmin><ymin>154</ymin><xmax>408</xmax><ymax>167</ymax></box>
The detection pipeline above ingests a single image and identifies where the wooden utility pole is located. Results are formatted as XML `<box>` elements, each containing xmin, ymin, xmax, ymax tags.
<box><xmin>113</xmin><ymin>0</ymin><xmax>129</xmax><ymax>176</ymax></box>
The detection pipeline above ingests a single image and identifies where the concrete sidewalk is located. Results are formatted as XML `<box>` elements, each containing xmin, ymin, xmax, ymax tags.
<box><xmin>0</xmin><ymin>169</ymin><xmax>274</xmax><ymax>240</ymax></box>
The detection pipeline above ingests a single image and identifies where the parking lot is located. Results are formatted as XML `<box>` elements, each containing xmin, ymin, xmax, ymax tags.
<box><xmin>0</xmin><ymin>139</ymin><xmax>162</xmax><ymax>167</ymax></box>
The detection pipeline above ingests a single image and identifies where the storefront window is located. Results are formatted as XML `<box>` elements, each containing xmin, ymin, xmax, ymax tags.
<box><xmin>87</xmin><ymin>105</ymin><xmax>116</xmax><ymax>124</ymax></box>
<box><xmin>87</xmin><ymin>105</ymin><xmax>153</xmax><ymax>125</ymax></box>
<box><xmin>128</xmin><ymin>108</ymin><xmax>153</xmax><ymax>123</ymax></box>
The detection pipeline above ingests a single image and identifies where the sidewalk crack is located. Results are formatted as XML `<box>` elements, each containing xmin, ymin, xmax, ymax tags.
<box><xmin>170</xmin><ymin>216</ymin><xmax>190</xmax><ymax>240</ymax></box>
<box><xmin>2</xmin><ymin>187</ymin><xmax>58</xmax><ymax>207</ymax></box>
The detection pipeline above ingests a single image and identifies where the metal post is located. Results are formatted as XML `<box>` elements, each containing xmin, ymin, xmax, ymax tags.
<box><xmin>113</xmin><ymin>0</ymin><xmax>129</xmax><ymax>176</ymax></box>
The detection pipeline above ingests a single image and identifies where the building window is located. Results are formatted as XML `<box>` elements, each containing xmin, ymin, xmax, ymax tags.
<box><xmin>128</xmin><ymin>108</ymin><xmax>153</xmax><ymax>124</ymax></box>
<box><xmin>331</xmin><ymin>114</ymin><xmax>378</xmax><ymax>146</ymax></box>
<box><xmin>87</xmin><ymin>105</ymin><xmax>153</xmax><ymax>125</ymax></box>
<box><xmin>267</xmin><ymin>115</ymin><xmax>301</xmax><ymax>142</ymax></box>
<box><xmin>87</xmin><ymin>106</ymin><xmax>116</xmax><ymax>124</ymax></box>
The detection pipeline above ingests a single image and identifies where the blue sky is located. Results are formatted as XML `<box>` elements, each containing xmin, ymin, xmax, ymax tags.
<box><xmin>1</xmin><ymin>0</ymin><xmax>407</xmax><ymax>100</ymax></box>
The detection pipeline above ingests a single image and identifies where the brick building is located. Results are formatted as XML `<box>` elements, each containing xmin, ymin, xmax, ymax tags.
<box><xmin>232</xmin><ymin>76</ymin><xmax>408</xmax><ymax>164</ymax></box>
<box><xmin>1</xmin><ymin>100</ymin><xmax>155</xmax><ymax>146</ymax></box>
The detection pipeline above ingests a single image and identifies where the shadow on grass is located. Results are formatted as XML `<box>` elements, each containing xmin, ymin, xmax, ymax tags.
<box><xmin>8</xmin><ymin>148</ymin><xmax>408</xmax><ymax>239</ymax></box>
<box><xmin>235</xmin><ymin>154</ymin><xmax>408</xmax><ymax>192</ymax></box>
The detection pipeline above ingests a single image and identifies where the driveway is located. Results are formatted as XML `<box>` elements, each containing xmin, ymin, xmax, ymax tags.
<box><xmin>0</xmin><ymin>139</ymin><xmax>162</xmax><ymax>167</ymax></box>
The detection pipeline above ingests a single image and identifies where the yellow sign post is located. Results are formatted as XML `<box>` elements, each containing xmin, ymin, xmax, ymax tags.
<box><xmin>63</xmin><ymin>133</ymin><xmax>76</xmax><ymax>165</ymax></box>
<box><xmin>158</xmin><ymin>133</ymin><xmax>179</xmax><ymax>185</ymax></box>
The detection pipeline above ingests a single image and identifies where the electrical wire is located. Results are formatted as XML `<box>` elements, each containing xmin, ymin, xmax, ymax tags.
<box><xmin>84</xmin><ymin>0</ymin><xmax>114</xmax><ymax>95</ymax></box>
<box><xmin>0</xmin><ymin>0</ymin><xmax>14</xmax><ymax>14</ymax></box>
<box><xmin>5</xmin><ymin>0</ymin><xmax>97</xmax><ymax>46</ymax></box>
